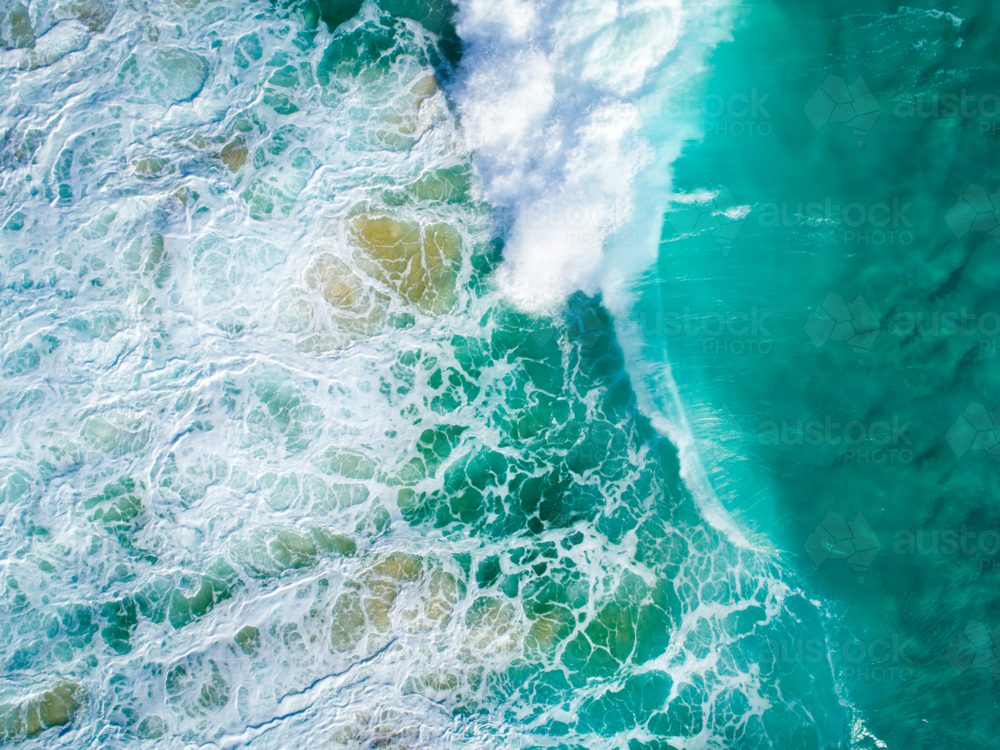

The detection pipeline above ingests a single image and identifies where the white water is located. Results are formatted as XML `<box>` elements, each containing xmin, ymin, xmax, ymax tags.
<box><xmin>453</xmin><ymin>0</ymin><xmax>758</xmax><ymax>546</ymax></box>
<box><xmin>0</xmin><ymin>0</ymin><xmax>847</xmax><ymax>747</ymax></box>
<box><xmin>455</xmin><ymin>0</ymin><xmax>689</xmax><ymax>311</ymax></box>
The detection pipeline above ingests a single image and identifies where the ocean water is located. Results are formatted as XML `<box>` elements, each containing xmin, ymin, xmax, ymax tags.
<box><xmin>647</xmin><ymin>1</ymin><xmax>1000</xmax><ymax>747</ymax></box>
<box><xmin>0</xmin><ymin>0</ymin><xmax>994</xmax><ymax>747</ymax></box>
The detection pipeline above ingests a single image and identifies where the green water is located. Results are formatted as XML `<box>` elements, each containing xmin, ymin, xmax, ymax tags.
<box><xmin>0</xmin><ymin>0</ymin><xmax>995</xmax><ymax>746</ymax></box>
<box><xmin>647</xmin><ymin>0</ymin><xmax>1000</xmax><ymax>746</ymax></box>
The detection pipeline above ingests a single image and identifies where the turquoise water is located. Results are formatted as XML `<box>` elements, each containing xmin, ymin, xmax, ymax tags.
<box><xmin>647</xmin><ymin>1</ymin><xmax>1000</xmax><ymax>747</ymax></box>
<box><xmin>0</xmin><ymin>0</ymin><xmax>994</xmax><ymax>747</ymax></box>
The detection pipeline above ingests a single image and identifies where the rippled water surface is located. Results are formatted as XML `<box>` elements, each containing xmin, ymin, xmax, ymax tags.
<box><xmin>1</xmin><ymin>0</ymin><xmax>997</xmax><ymax>747</ymax></box>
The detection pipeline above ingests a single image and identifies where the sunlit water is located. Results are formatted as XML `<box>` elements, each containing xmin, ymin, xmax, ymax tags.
<box><xmin>1</xmin><ymin>0</ymin><xmax>994</xmax><ymax>747</ymax></box>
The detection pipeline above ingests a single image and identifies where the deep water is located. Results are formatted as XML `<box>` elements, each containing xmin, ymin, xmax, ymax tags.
<box><xmin>646</xmin><ymin>0</ymin><xmax>1000</xmax><ymax>747</ymax></box>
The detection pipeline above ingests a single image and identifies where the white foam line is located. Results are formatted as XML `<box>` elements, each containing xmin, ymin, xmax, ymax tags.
<box><xmin>613</xmin><ymin>317</ymin><xmax>757</xmax><ymax>550</ymax></box>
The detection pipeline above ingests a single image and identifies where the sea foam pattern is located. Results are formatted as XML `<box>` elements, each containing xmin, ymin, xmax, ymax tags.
<box><xmin>0</xmin><ymin>0</ymin><xmax>844</xmax><ymax>747</ymax></box>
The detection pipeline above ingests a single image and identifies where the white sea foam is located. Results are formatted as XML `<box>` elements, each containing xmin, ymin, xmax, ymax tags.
<box><xmin>454</xmin><ymin>0</ymin><xmax>757</xmax><ymax>547</ymax></box>
<box><xmin>453</xmin><ymin>0</ymin><xmax>704</xmax><ymax>312</ymax></box>
<box><xmin>0</xmin><ymin>0</ymin><xmax>846</xmax><ymax>746</ymax></box>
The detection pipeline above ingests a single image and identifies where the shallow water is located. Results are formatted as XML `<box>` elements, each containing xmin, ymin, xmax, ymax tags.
<box><xmin>0</xmin><ymin>0</ymin><xmax>995</xmax><ymax>747</ymax></box>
